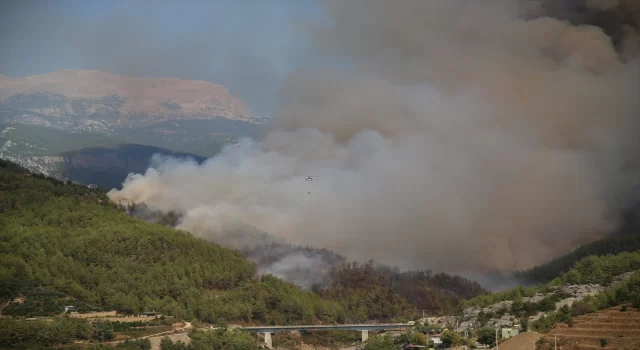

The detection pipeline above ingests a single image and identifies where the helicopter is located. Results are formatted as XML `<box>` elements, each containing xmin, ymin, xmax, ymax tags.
<box><xmin>305</xmin><ymin>176</ymin><xmax>317</xmax><ymax>194</ymax></box>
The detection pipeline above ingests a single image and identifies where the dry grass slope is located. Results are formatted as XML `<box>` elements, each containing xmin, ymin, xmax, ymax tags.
<box><xmin>498</xmin><ymin>331</ymin><xmax>542</xmax><ymax>350</ymax></box>
<box><xmin>542</xmin><ymin>306</ymin><xmax>640</xmax><ymax>350</ymax></box>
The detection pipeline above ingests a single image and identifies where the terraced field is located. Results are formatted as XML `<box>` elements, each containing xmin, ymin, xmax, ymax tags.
<box><xmin>540</xmin><ymin>306</ymin><xmax>640</xmax><ymax>349</ymax></box>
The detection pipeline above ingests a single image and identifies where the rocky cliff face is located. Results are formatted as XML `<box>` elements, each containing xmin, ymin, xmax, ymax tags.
<box><xmin>0</xmin><ymin>70</ymin><xmax>253</xmax><ymax>125</ymax></box>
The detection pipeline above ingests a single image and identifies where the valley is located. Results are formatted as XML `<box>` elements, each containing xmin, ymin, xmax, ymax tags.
<box><xmin>2</xmin><ymin>0</ymin><xmax>640</xmax><ymax>348</ymax></box>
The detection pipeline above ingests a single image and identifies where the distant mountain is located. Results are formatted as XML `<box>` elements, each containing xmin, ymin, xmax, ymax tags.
<box><xmin>0</xmin><ymin>70</ymin><xmax>265</xmax><ymax>183</ymax></box>
<box><xmin>0</xmin><ymin>70</ymin><xmax>255</xmax><ymax>124</ymax></box>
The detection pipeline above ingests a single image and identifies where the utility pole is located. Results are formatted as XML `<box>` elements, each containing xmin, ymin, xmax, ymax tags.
<box><xmin>554</xmin><ymin>335</ymin><xmax>557</xmax><ymax>350</ymax></box>
<box><xmin>495</xmin><ymin>328</ymin><xmax>499</xmax><ymax>350</ymax></box>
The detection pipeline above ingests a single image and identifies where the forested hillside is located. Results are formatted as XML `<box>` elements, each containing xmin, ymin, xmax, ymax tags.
<box><xmin>0</xmin><ymin>159</ymin><xmax>343</xmax><ymax>325</ymax></box>
<box><xmin>321</xmin><ymin>262</ymin><xmax>485</xmax><ymax>318</ymax></box>
<box><xmin>0</xmin><ymin>158</ymin><xmax>481</xmax><ymax>331</ymax></box>
<box><xmin>460</xmin><ymin>250</ymin><xmax>640</xmax><ymax>333</ymax></box>
<box><xmin>463</xmin><ymin>251</ymin><xmax>640</xmax><ymax>309</ymax></box>
<box><xmin>515</xmin><ymin>231</ymin><xmax>640</xmax><ymax>284</ymax></box>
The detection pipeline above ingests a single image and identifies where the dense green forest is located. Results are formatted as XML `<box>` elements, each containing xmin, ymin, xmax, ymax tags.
<box><xmin>0</xmin><ymin>159</ymin><xmax>348</xmax><ymax>325</ymax></box>
<box><xmin>0</xmin><ymin>316</ymin><xmax>260</xmax><ymax>350</ymax></box>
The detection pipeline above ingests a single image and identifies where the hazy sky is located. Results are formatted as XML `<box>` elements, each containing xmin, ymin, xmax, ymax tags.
<box><xmin>0</xmin><ymin>0</ymin><xmax>326</xmax><ymax>118</ymax></box>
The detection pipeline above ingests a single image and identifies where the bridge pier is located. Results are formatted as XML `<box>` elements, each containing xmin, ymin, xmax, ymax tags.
<box><xmin>263</xmin><ymin>332</ymin><xmax>273</xmax><ymax>349</ymax></box>
<box><xmin>361</xmin><ymin>330</ymin><xmax>369</xmax><ymax>342</ymax></box>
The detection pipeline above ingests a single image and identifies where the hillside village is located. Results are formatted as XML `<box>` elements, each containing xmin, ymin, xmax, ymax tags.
<box><xmin>3</xmin><ymin>268</ymin><xmax>640</xmax><ymax>349</ymax></box>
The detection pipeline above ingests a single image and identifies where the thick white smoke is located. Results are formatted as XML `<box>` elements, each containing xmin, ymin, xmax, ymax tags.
<box><xmin>109</xmin><ymin>0</ymin><xmax>640</xmax><ymax>278</ymax></box>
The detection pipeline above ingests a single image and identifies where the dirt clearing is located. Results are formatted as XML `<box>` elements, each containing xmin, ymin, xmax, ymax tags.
<box><xmin>497</xmin><ymin>331</ymin><xmax>541</xmax><ymax>350</ymax></box>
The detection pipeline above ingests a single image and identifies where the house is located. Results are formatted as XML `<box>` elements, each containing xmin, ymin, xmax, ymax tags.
<box><xmin>501</xmin><ymin>327</ymin><xmax>520</xmax><ymax>339</ymax></box>
<box><xmin>87</xmin><ymin>184</ymin><xmax>98</xmax><ymax>189</ymax></box>
<box><xmin>431</xmin><ymin>334</ymin><xmax>443</xmax><ymax>345</ymax></box>
<box><xmin>141</xmin><ymin>311</ymin><xmax>162</xmax><ymax>317</ymax></box>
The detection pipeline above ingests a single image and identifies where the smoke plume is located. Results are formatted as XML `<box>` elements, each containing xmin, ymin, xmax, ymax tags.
<box><xmin>108</xmin><ymin>0</ymin><xmax>640</xmax><ymax>280</ymax></box>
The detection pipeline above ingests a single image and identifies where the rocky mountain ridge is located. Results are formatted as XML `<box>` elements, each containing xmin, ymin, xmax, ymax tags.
<box><xmin>0</xmin><ymin>70</ymin><xmax>255</xmax><ymax>125</ymax></box>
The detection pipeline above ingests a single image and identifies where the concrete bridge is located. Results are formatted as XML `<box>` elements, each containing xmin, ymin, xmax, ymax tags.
<box><xmin>243</xmin><ymin>323</ymin><xmax>414</xmax><ymax>349</ymax></box>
